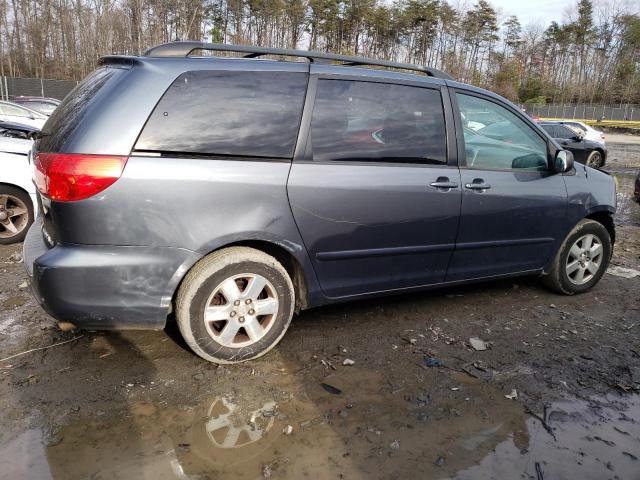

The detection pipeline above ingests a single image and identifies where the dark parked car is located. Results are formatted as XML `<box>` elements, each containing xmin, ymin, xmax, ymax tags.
<box><xmin>539</xmin><ymin>121</ymin><xmax>606</xmax><ymax>168</ymax></box>
<box><xmin>635</xmin><ymin>171</ymin><xmax>640</xmax><ymax>204</ymax></box>
<box><xmin>12</xmin><ymin>96</ymin><xmax>61</xmax><ymax>116</ymax></box>
<box><xmin>24</xmin><ymin>42</ymin><xmax>617</xmax><ymax>363</ymax></box>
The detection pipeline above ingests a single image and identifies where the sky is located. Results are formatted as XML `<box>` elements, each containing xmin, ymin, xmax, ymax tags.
<box><xmin>487</xmin><ymin>0</ymin><xmax>639</xmax><ymax>26</ymax></box>
<box><xmin>488</xmin><ymin>0</ymin><xmax>565</xmax><ymax>25</ymax></box>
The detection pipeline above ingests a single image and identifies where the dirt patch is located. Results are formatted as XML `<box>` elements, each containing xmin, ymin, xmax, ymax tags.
<box><xmin>606</xmin><ymin>139</ymin><xmax>640</xmax><ymax>168</ymax></box>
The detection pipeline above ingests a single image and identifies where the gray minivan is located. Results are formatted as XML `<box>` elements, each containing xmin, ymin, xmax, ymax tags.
<box><xmin>24</xmin><ymin>42</ymin><xmax>616</xmax><ymax>363</ymax></box>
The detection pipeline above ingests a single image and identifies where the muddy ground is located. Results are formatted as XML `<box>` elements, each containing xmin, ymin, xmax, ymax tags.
<box><xmin>1</xmin><ymin>141</ymin><xmax>639</xmax><ymax>479</ymax></box>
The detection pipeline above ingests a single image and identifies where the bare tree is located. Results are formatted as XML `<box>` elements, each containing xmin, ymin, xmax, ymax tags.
<box><xmin>0</xmin><ymin>0</ymin><xmax>638</xmax><ymax>103</ymax></box>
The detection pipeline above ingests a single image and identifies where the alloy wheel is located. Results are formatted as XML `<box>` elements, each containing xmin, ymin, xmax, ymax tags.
<box><xmin>565</xmin><ymin>233</ymin><xmax>603</xmax><ymax>285</ymax></box>
<box><xmin>0</xmin><ymin>194</ymin><xmax>29</xmax><ymax>240</ymax></box>
<box><xmin>203</xmin><ymin>273</ymin><xmax>279</xmax><ymax>347</ymax></box>
<box><xmin>587</xmin><ymin>152</ymin><xmax>602</xmax><ymax>168</ymax></box>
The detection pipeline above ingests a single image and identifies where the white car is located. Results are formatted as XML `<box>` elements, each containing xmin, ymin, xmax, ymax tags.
<box><xmin>0</xmin><ymin>136</ymin><xmax>36</xmax><ymax>244</ymax></box>
<box><xmin>558</xmin><ymin>121</ymin><xmax>605</xmax><ymax>145</ymax></box>
<box><xmin>0</xmin><ymin>101</ymin><xmax>47</xmax><ymax>129</ymax></box>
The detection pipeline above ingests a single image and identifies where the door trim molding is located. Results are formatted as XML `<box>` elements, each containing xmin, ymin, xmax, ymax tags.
<box><xmin>455</xmin><ymin>237</ymin><xmax>554</xmax><ymax>251</ymax></box>
<box><xmin>316</xmin><ymin>243</ymin><xmax>456</xmax><ymax>261</ymax></box>
<box><xmin>316</xmin><ymin>237</ymin><xmax>553</xmax><ymax>262</ymax></box>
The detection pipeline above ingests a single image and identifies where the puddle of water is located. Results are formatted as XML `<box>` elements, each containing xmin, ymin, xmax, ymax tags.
<box><xmin>1</xmin><ymin>295</ymin><xmax>27</xmax><ymax>310</ymax></box>
<box><xmin>0</xmin><ymin>314</ymin><xmax>29</xmax><ymax>349</ymax></box>
<box><xmin>612</xmin><ymin>171</ymin><xmax>640</xmax><ymax>226</ymax></box>
<box><xmin>1</xmin><ymin>370</ymin><xmax>527</xmax><ymax>479</ymax></box>
<box><xmin>2</xmin><ymin>368</ymin><xmax>638</xmax><ymax>479</ymax></box>
<box><xmin>0</xmin><ymin>429</ymin><xmax>54</xmax><ymax>480</ymax></box>
<box><xmin>455</xmin><ymin>395</ymin><xmax>640</xmax><ymax>480</ymax></box>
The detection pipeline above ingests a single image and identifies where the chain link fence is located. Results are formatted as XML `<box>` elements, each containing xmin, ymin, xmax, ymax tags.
<box><xmin>0</xmin><ymin>76</ymin><xmax>79</xmax><ymax>101</ymax></box>
<box><xmin>524</xmin><ymin>103</ymin><xmax>640</xmax><ymax>121</ymax></box>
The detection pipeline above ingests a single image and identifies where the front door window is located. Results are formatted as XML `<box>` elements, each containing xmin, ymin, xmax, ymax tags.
<box><xmin>457</xmin><ymin>94</ymin><xmax>549</xmax><ymax>171</ymax></box>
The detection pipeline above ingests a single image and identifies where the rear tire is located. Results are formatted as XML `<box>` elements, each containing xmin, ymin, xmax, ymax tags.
<box><xmin>543</xmin><ymin>219</ymin><xmax>611</xmax><ymax>295</ymax></box>
<box><xmin>176</xmin><ymin>247</ymin><xmax>295</xmax><ymax>364</ymax></box>
<box><xmin>586</xmin><ymin>150</ymin><xmax>604</xmax><ymax>168</ymax></box>
<box><xmin>0</xmin><ymin>186</ymin><xmax>33</xmax><ymax>245</ymax></box>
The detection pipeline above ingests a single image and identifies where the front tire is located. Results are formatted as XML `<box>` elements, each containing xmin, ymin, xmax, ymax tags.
<box><xmin>176</xmin><ymin>247</ymin><xmax>295</xmax><ymax>364</ymax></box>
<box><xmin>543</xmin><ymin>219</ymin><xmax>611</xmax><ymax>295</ymax></box>
<box><xmin>586</xmin><ymin>150</ymin><xmax>604</xmax><ymax>168</ymax></box>
<box><xmin>0</xmin><ymin>186</ymin><xmax>33</xmax><ymax>245</ymax></box>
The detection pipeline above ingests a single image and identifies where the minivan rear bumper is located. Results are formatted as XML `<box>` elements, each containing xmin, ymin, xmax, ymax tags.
<box><xmin>23</xmin><ymin>221</ymin><xmax>201</xmax><ymax>330</ymax></box>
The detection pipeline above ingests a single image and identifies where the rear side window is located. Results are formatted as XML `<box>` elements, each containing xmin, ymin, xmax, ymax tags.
<box><xmin>310</xmin><ymin>79</ymin><xmax>447</xmax><ymax>164</ymax></box>
<box><xmin>135</xmin><ymin>71</ymin><xmax>307</xmax><ymax>158</ymax></box>
<box><xmin>540</xmin><ymin>124</ymin><xmax>557</xmax><ymax>137</ymax></box>
<box><xmin>556</xmin><ymin>125</ymin><xmax>577</xmax><ymax>138</ymax></box>
<box><xmin>39</xmin><ymin>67</ymin><xmax>121</xmax><ymax>151</ymax></box>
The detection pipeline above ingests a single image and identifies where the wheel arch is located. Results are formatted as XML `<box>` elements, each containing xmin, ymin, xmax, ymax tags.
<box><xmin>0</xmin><ymin>182</ymin><xmax>33</xmax><ymax>203</ymax></box>
<box><xmin>544</xmin><ymin>208</ymin><xmax>615</xmax><ymax>275</ymax></box>
<box><xmin>586</xmin><ymin>210</ymin><xmax>615</xmax><ymax>245</ymax></box>
<box><xmin>169</xmin><ymin>238</ymin><xmax>312</xmax><ymax>320</ymax></box>
<box><xmin>224</xmin><ymin>239</ymin><xmax>310</xmax><ymax>312</ymax></box>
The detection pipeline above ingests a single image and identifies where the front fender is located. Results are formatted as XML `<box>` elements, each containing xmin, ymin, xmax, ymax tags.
<box><xmin>564</xmin><ymin>164</ymin><xmax>616</xmax><ymax>230</ymax></box>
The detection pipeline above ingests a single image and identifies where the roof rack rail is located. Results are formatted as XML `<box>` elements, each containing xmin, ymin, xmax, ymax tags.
<box><xmin>143</xmin><ymin>41</ymin><xmax>453</xmax><ymax>80</ymax></box>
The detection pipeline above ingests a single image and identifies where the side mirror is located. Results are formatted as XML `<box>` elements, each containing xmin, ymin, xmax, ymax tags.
<box><xmin>555</xmin><ymin>150</ymin><xmax>574</xmax><ymax>173</ymax></box>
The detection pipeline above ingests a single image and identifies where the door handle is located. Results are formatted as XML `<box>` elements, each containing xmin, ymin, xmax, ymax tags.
<box><xmin>430</xmin><ymin>177</ymin><xmax>458</xmax><ymax>190</ymax></box>
<box><xmin>465</xmin><ymin>179</ymin><xmax>491</xmax><ymax>191</ymax></box>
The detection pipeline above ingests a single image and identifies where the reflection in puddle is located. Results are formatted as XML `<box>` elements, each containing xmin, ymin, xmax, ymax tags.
<box><xmin>612</xmin><ymin>171</ymin><xmax>640</xmax><ymax>226</ymax></box>
<box><xmin>2</xmin><ymin>368</ymin><xmax>639</xmax><ymax>479</ymax></box>
<box><xmin>205</xmin><ymin>397</ymin><xmax>276</xmax><ymax>449</ymax></box>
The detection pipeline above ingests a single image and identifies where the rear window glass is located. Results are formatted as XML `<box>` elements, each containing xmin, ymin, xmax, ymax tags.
<box><xmin>39</xmin><ymin>67</ymin><xmax>120</xmax><ymax>151</ymax></box>
<box><xmin>135</xmin><ymin>70</ymin><xmax>308</xmax><ymax>158</ymax></box>
<box><xmin>310</xmin><ymin>79</ymin><xmax>447</xmax><ymax>164</ymax></box>
<box><xmin>24</xmin><ymin>101</ymin><xmax>57</xmax><ymax>115</ymax></box>
<box><xmin>0</xmin><ymin>103</ymin><xmax>30</xmax><ymax>116</ymax></box>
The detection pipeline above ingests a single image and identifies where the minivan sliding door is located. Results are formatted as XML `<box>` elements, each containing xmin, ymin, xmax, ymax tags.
<box><xmin>287</xmin><ymin>73</ymin><xmax>461</xmax><ymax>298</ymax></box>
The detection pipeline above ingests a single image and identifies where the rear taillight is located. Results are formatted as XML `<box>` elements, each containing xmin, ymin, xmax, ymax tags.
<box><xmin>34</xmin><ymin>153</ymin><xmax>128</xmax><ymax>202</ymax></box>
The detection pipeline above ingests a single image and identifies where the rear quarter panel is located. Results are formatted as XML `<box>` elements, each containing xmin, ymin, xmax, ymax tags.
<box><xmin>46</xmin><ymin>156</ymin><xmax>323</xmax><ymax>304</ymax></box>
<box><xmin>35</xmin><ymin>58</ymin><xmax>325</xmax><ymax>306</ymax></box>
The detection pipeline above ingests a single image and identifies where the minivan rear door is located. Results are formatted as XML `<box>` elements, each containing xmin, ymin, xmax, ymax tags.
<box><xmin>288</xmin><ymin>71</ymin><xmax>461</xmax><ymax>298</ymax></box>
